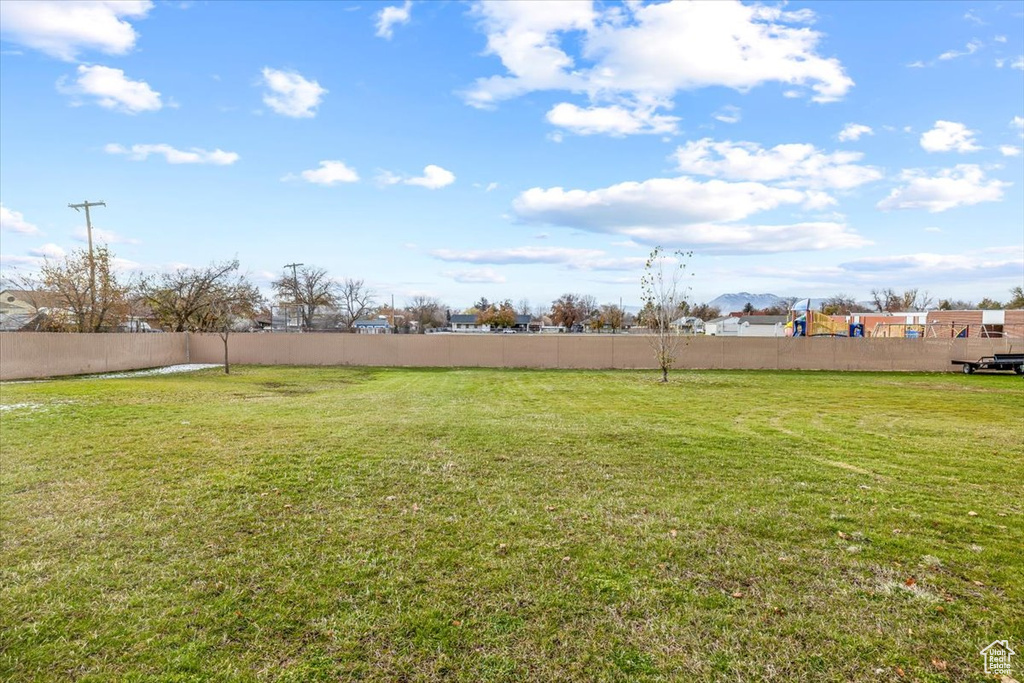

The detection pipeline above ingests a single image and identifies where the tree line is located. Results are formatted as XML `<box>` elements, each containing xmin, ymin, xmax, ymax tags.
<box><xmin>7</xmin><ymin>245</ymin><xmax>1022</xmax><ymax>337</ymax></box>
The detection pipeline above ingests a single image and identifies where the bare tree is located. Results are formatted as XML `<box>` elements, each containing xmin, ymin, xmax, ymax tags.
<box><xmin>408</xmin><ymin>295</ymin><xmax>445</xmax><ymax>333</ymax></box>
<box><xmin>338</xmin><ymin>278</ymin><xmax>375</xmax><ymax>331</ymax></box>
<box><xmin>641</xmin><ymin>247</ymin><xmax>692</xmax><ymax>382</ymax></box>
<box><xmin>143</xmin><ymin>260</ymin><xmax>244</xmax><ymax>332</ymax></box>
<box><xmin>871</xmin><ymin>288</ymin><xmax>934</xmax><ymax>312</ymax></box>
<box><xmin>271</xmin><ymin>266</ymin><xmax>337</xmax><ymax>330</ymax></box>
<box><xmin>36</xmin><ymin>245</ymin><xmax>134</xmax><ymax>332</ymax></box>
<box><xmin>550</xmin><ymin>293</ymin><xmax>595</xmax><ymax>331</ymax></box>
<box><xmin>821</xmin><ymin>294</ymin><xmax>870</xmax><ymax>315</ymax></box>
<box><xmin>517</xmin><ymin>298</ymin><xmax>532</xmax><ymax>316</ymax></box>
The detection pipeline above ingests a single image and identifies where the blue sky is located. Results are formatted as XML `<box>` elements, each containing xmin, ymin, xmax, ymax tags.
<box><xmin>1</xmin><ymin>0</ymin><xmax>1022</xmax><ymax>309</ymax></box>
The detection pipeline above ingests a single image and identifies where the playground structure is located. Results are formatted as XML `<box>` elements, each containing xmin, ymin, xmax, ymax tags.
<box><xmin>785</xmin><ymin>298</ymin><xmax>1024</xmax><ymax>339</ymax></box>
<box><xmin>787</xmin><ymin>303</ymin><xmax>853</xmax><ymax>337</ymax></box>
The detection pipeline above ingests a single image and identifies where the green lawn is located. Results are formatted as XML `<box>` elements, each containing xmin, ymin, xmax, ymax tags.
<box><xmin>1</xmin><ymin>366</ymin><xmax>1021</xmax><ymax>682</ymax></box>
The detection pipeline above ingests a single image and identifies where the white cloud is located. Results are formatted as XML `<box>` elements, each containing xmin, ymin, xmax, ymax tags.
<box><xmin>441</xmin><ymin>268</ymin><xmax>506</xmax><ymax>284</ymax></box>
<box><xmin>0</xmin><ymin>205</ymin><xmax>40</xmax><ymax>234</ymax></box>
<box><xmin>673</xmin><ymin>138</ymin><xmax>883</xmax><ymax>190</ymax></box>
<box><xmin>0</xmin><ymin>1</ymin><xmax>152</xmax><ymax>61</ymax></box>
<box><xmin>432</xmin><ymin>246</ymin><xmax>651</xmax><ymax>271</ymax></box>
<box><xmin>906</xmin><ymin>61</ymin><xmax>927</xmax><ymax>68</ymax></box>
<box><xmin>838</xmin><ymin>251</ymin><xmax>1023</xmax><ymax>281</ymax></box>
<box><xmin>837</xmin><ymin>123</ymin><xmax>873</xmax><ymax>142</ymax></box>
<box><xmin>919</xmin><ymin>120</ymin><xmax>981</xmax><ymax>153</ymax></box>
<box><xmin>260</xmin><ymin>67</ymin><xmax>327</xmax><ymax>118</ymax></box>
<box><xmin>750</xmin><ymin>248</ymin><xmax>1023</xmax><ymax>287</ymax></box>
<box><xmin>963</xmin><ymin>10</ymin><xmax>985</xmax><ymax>25</ymax></box>
<box><xmin>515</xmin><ymin>175</ymin><xmax>808</xmax><ymax>227</ymax></box>
<box><xmin>58</xmin><ymin>65</ymin><xmax>162</xmax><ymax>113</ymax></box>
<box><xmin>1000</xmin><ymin>145</ymin><xmax>1021</xmax><ymax>157</ymax></box>
<box><xmin>432</xmin><ymin>246</ymin><xmax>604</xmax><ymax>265</ymax></box>
<box><xmin>713</xmin><ymin>105</ymin><xmax>742</xmax><ymax>124</ymax></box>
<box><xmin>512</xmin><ymin>174</ymin><xmax>868</xmax><ymax>253</ymax></box>
<box><xmin>923</xmin><ymin>227</ymin><xmax>943</xmax><ymax>233</ymax></box>
<box><xmin>375</xmin><ymin>170</ymin><xmax>403</xmax><ymax>186</ymax></box>
<box><xmin>994</xmin><ymin>35</ymin><xmax>1007</xmax><ymax>43</ymax></box>
<box><xmin>375</xmin><ymin>1</ymin><xmax>412</xmax><ymax>39</ymax></box>
<box><xmin>877</xmin><ymin>164</ymin><xmax>1009</xmax><ymax>212</ymax></box>
<box><xmin>293</xmin><ymin>160</ymin><xmax>360</xmax><ymax>185</ymax></box>
<box><xmin>546</xmin><ymin>101</ymin><xmax>679</xmax><ymax>136</ymax></box>
<box><xmin>1013</xmin><ymin>56</ymin><xmax>1024</xmax><ymax>70</ymax></box>
<box><xmin>464</xmin><ymin>0</ymin><xmax>852</xmax><ymax>134</ymax></box>
<box><xmin>485</xmin><ymin>182</ymin><xmax>499</xmax><ymax>192</ymax></box>
<box><xmin>1013</xmin><ymin>116</ymin><xmax>1024</xmax><ymax>130</ymax></box>
<box><xmin>29</xmin><ymin>243</ymin><xmax>66</xmax><ymax>259</ymax></box>
<box><xmin>938</xmin><ymin>40</ymin><xmax>982</xmax><ymax>61</ymax></box>
<box><xmin>377</xmin><ymin>165</ymin><xmax>454</xmax><ymax>189</ymax></box>
<box><xmin>104</xmin><ymin>143</ymin><xmax>239</xmax><ymax>165</ymax></box>
<box><xmin>615</xmin><ymin>221</ymin><xmax>869</xmax><ymax>254</ymax></box>
<box><xmin>405</xmin><ymin>165</ymin><xmax>455</xmax><ymax>189</ymax></box>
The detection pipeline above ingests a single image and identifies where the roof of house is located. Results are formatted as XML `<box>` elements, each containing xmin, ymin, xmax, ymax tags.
<box><xmin>450</xmin><ymin>314</ymin><xmax>531</xmax><ymax>325</ymax></box>
<box><xmin>738</xmin><ymin>315</ymin><xmax>787</xmax><ymax>325</ymax></box>
<box><xmin>0</xmin><ymin>289</ymin><xmax>64</xmax><ymax>309</ymax></box>
<box><xmin>354</xmin><ymin>318</ymin><xmax>390</xmax><ymax>327</ymax></box>
<box><xmin>706</xmin><ymin>316</ymin><xmax>735</xmax><ymax>325</ymax></box>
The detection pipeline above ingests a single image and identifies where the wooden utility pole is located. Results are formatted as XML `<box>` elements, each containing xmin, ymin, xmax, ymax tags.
<box><xmin>68</xmin><ymin>200</ymin><xmax>105</xmax><ymax>329</ymax></box>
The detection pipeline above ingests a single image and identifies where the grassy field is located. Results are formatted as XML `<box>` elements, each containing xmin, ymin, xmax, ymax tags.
<box><xmin>1</xmin><ymin>366</ymin><xmax>1022</xmax><ymax>682</ymax></box>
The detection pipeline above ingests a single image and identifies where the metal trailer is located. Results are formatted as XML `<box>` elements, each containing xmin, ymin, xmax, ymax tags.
<box><xmin>951</xmin><ymin>353</ymin><xmax>1024</xmax><ymax>375</ymax></box>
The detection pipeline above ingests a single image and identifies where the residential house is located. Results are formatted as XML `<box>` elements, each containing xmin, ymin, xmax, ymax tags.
<box><xmin>735</xmin><ymin>315</ymin><xmax>787</xmax><ymax>337</ymax></box>
<box><xmin>704</xmin><ymin>315</ymin><xmax>787</xmax><ymax>337</ymax></box>
<box><xmin>353</xmin><ymin>317</ymin><xmax>391</xmax><ymax>334</ymax></box>
<box><xmin>670</xmin><ymin>316</ymin><xmax>705</xmax><ymax>334</ymax></box>
<box><xmin>450</xmin><ymin>313</ymin><xmax>532</xmax><ymax>333</ymax></box>
<box><xmin>0</xmin><ymin>289</ymin><xmax>57</xmax><ymax>331</ymax></box>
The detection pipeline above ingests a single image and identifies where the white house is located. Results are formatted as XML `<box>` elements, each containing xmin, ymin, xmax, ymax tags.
<box><xmin>704</xmin><ymin>315</ymin><xmax>787</xmax><ymax>337</ymax></box>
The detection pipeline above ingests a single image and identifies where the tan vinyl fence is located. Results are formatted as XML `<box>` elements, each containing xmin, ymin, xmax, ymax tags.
<box><xmin>0</xmin><ymin>332</ymin><xmax>188</xmax><ymax>380</ymax></box>
<box><xmin>187</xmin><ymin>334</ymin><xmax>1017</xmax><ymax>373</ymax></box>
<box><xmin>2</xmin><ymin>332</ymin><xmax>1019</xmax><ymax>381</ymax></box>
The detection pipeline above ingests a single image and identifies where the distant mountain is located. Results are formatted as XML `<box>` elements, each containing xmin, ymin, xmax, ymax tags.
<box><xmin>708</xmin><ymin>292</ymin><xmax>788</xmax><ymax>314</ymax></box>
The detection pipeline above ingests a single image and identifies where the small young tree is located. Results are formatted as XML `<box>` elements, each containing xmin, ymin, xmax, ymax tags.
<box><xmin>209</xmin><ymin>280</ymin><xmax>264</xmax><ymax>374</ymax></box>
<box><xmin>640</xmin><ymin>247</ymin><xmax>692</xmax><ymax>383</ymax></box>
